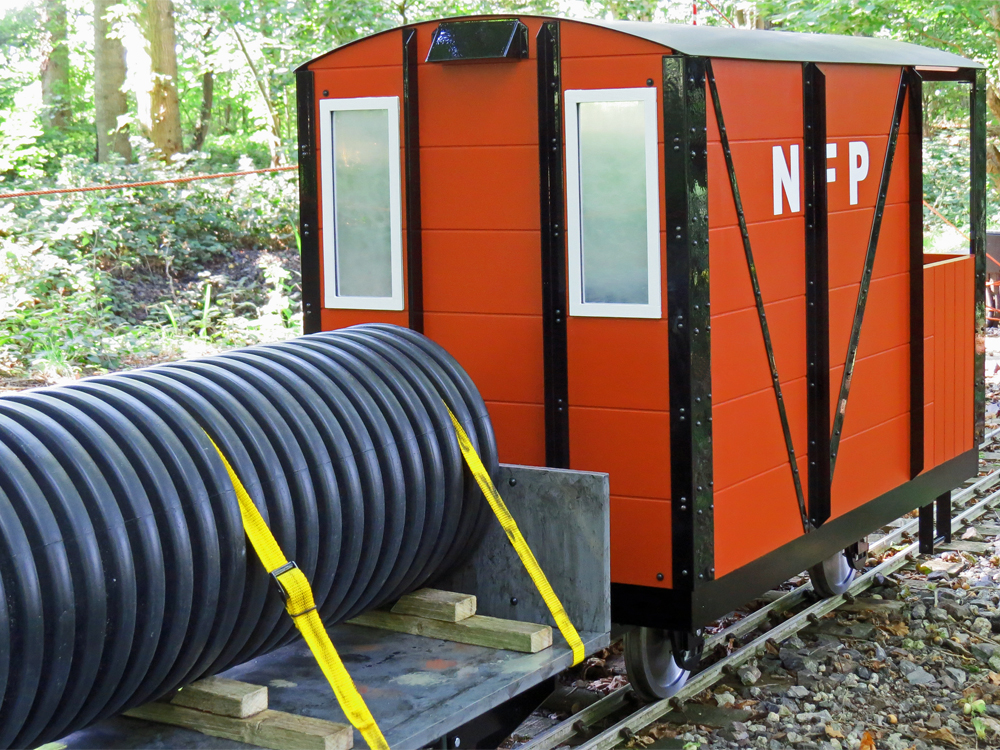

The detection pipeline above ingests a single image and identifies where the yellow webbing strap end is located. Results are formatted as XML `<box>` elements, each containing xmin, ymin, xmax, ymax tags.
<box><xmin>207</xmin><ymin>437</ymin><xmax>390</xmax><ymax>750</ymax></box>
<box><xmin>446</xmin><ymin>408</ymin><xmax>586</xmax><ymax>667</ymax></box>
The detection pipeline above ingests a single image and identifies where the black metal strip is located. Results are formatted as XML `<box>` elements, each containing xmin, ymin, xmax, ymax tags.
<box><xmin>936</xmin><ymin>490</ymin><xmax>953</xmax><ymax>543</ymax></box>
<box><xmin>536</xmin><ymin>22</ymin><xmax>569</xmax><ymax>469</ymax></box>
<box><xmin>803</xmin><ymin>62</ymin><xmax>831</xmax><ymax>528</ymax></box>
<box><xmin>972</xmin><ymin>69</ymin><xmax>987</xmax><ymax>448</ymax></box>
<box><xmin>916</xmin><ymin>68</ymin><xmax>977</xmax><ymax>83</ymax></box>
<box><xmin>908</xmin><ymin>68</ymin><xmax>925</xmax><ymax>479</ymax></box>
<box><xmin>829</xmin><ymin>73</ymin><xmax>908</xmax><ymax>477</ymax></box>
<box><xmin>296</xmin><ymin>70</ymin><xmax>321</xmax><ymax>334</ymax></box>
<box><xmin>664</xmin><ymin>55</ymin><xmax>714</xmax><ymax>587</ymax></box>
<box><xmin>706</xmin><ymin>60</ymin><xmax>809</xmax><ymax>534</ymax></box>
<box><xmin>403</xmin><ymin>28</ymin><xmax>424</xmax><ymax>333</ymax></box>
<box><xmin>918</xmin><ymin>503</ymin><xmax>934</xmax><ymax>553</ymax></box>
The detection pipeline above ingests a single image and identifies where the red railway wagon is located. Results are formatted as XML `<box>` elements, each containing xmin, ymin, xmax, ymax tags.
<box><xmin>295</xmin><ymin>17</ymin><xmax>986</xmax><ymax>698</ymax></box>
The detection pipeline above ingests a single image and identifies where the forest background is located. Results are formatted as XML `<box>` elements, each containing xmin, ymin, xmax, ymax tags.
<box><xmin>0</xmin><ymin>0</ymin><xmax>992</xmax><ymax>384</ymax></box>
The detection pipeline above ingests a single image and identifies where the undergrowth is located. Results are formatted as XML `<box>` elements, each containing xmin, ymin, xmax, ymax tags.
<box><xmin>0</xmin><ymin>141</ymin><xmax>301</xmax><ymax>383</ymax></box>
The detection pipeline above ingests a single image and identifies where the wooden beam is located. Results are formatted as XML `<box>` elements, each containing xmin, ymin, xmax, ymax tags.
<box><xmin>170</xmin><ymin>676</ymin><xmax>268</xmax><ymax>718</ymax></box>
<box><xmin>124</xmin><ymin>704</ymin><xmax>353</xmax><ymax>750</ymax></box>
<box><xmin>391</xmin><ymin>588</ymin><xmax>476</xmax><ymax>622</ymax></box>
<box><xmin>347</xmin><ymin>611</ymin><xmax>551</xmax><ymax>653</ymax></box>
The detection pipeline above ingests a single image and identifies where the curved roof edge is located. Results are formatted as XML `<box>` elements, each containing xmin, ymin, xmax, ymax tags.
<box><xmin>590</xmin><ymin>19</ymin><xmax>983</xmax><ymax>68</ymax></box>
<box><xmin>296</xmin><ymin>14</ymin><xmax>983</xmax><ymax>71</ymax></box>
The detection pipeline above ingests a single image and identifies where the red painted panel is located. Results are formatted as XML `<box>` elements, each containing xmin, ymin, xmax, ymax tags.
<box><xmin>418</xmin><ymin>59</ymin><xmax>538</xmax><ymax>147</ymax></box>
<box><xmin>320</xmin><ymin>309</ymin><xmax>408</xmax><ymax>330</ymax></box>
<box><xmin>711</xmin><ymin>298</ymin><xmax>807</xmax><ymax>406</ymax></box>
<box><xmin>713</xmin><ymin>378</ymin><xmax>808</xmax><ymax>492</ymax></box>
<box><xmin>708</xmin><ymin>218</ymin><xmax>806</xmax><ymax>316</ymax></box>
<box><xmin>569</xmin><ymin>407</ymin><xmax>671</xmax><ymax>500</ymax></box>
<box><xmin>945</xmin><ymin>257</ymin><xmax>955</xmax><ymax>458</ymax></box>
<box><xmin>312</xmin><ymin>67</ymin><xmax>403</xmax><ymax>106</ymax></box>
<box><xmin>561</xmin><ymin>54</ymin><xmax>671</xmax><ymax>111</ymax></box>
<box><xmin>422</xmin><ymin>230</ymin><xmax>541</xmax><ymax>315</ymax></box>
<box><xmin>486</xmin><ymin>401</ymin><xmax>546</xmax><ymax>466</ymax></box>
<box><xmin>830</xmin><ymin>345</ymin><xmax>910</xmax><ymax>437</ymax></box>
<box><xmin>828</xmin><ymin>203</ymin><xmax>910</xmax><ymax>290</ymax></box>
<box><xmin>567</xmin><ymin>318</ymin><xmax>670</xmax><ymax>411</ymax></box>
<box><xmin>308</xmin><ymin>28</ymin><xmax>404</xmax><ymax>70</ymax></box>
<box><xmin>424</xmin><ymin>312</ymin><xmax>544</xmax><ymax>405</ymax></box>
<box><xmin>822</xmin><ymin>64</ymin><xmax>906</xmax><ymax>138</ymax></box>
<box><xmin>714</xmin><ymin>463</ymin><xmax>806</xmax><ymax>577</ymax></box>
<box><xmin>828</xmin><ymin>272</ymin><xmax>909</xmax><ymax>374</ymax></box>
<box><xmin>420</xmin><ymin>145</ymin><xmax>540</xmax><ymax>231</ymax></box>
<box><xmin>709</xmin><ymin>139</ymin><xmax>804</xmax><ymax>228</ymax></box>
<box><xmin>560</xmin><ymin>21</ymin><xmax>670</xmax><ymax>58</ymax></box>
<box><xmin>707</xmin><ymin>59</ymin><xmax>804</xmax><ymax>143</ymax></box>
<box><xmin>830</xmin><ymin>414</ymin><xmax>910</xmax><ymax>518</ymax></box>
<box><xmin>610</xmin><ymin>496</ymin><xmax>671</xmax><ymax>587</ymax></box>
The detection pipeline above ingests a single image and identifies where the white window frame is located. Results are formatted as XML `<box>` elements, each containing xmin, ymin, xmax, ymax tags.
<box><xmin>564</xmin><ymin>87</ymin><xmax>662</xmax><ymax>319</ymax></box>
<box><xmin>319</xmin><ymin>96</ymin><xmax>404</xmax><ymax>311</ymax></box>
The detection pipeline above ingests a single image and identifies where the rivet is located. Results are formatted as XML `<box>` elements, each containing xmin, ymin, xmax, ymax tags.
<box><xmin>323</xmin><ymin>90</ymin><xmax>329</xmax><ymax>96</ymax></box>
<box><xmin>509</xmin><ymin>477</ymin><xmax>517</xmax><ymax>487</ymax></box>
<box><xmin>510</xmin><ymin>597</ymin><xmax>518</xmax><ymax>605</ymax></box>
<box><xmin>656</xmin><ymin>572</ymin><xmax>664</xmax><ymax>580</ymax></box>
<box><xmin>647</xmin><ymin>78</ymin><xmax>655</xmax><ymax>86</ymax></box>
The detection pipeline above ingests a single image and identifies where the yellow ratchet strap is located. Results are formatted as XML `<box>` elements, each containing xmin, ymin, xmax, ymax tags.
<box><xmin>207</xmin><ymin>437</ymin><xmax>389</xmax><ymax>750</ymax></box>
<box><xmin>446</xmin><ymin>407</ymin><xmax>585</xmax><ymax>666</ymax></box>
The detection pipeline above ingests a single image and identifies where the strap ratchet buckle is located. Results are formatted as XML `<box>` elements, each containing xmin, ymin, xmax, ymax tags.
<box><xmin>270</xmin><ymin>560</ymin><xmax>300</xmax><ymax>603</ymax></box>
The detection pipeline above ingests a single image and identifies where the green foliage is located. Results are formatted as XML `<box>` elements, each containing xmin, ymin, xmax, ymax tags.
<box><xmin>0</xmin><ymin>145</ymin><xmax>301</xmax><ymax>379</ymax></box>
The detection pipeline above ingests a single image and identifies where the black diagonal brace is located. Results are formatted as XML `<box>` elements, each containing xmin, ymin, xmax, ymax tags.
<box><xmin>830</xmin><ymin>73</ymin><xmax>908</xmax><ymax>478</ymax></box>
<box><xmin>706</xmin><ymin>60</ymin><xmax>810</xmax><ymax>534</ymax></box>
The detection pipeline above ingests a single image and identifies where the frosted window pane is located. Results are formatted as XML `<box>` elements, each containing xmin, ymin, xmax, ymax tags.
<box><xmin>577</xmin><ymin>100</ymin><xmax>649</xmax><ymax>305</ymax></box>
<box><xmin>333</xmin><ymin>108</ymin><xmax>392</xmax><ymax>298</ymax></box>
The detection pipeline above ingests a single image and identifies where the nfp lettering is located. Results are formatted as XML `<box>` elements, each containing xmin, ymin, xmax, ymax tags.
<box><xmin>772</xmin><ymin>141</ymin><xmax>871</xmax><ymax>216</ymax></box>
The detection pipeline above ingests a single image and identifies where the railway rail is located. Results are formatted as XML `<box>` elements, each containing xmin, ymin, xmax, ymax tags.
<box><xmin>519</xmin><ymin>427</ymin><xmax>1000</xmax><ymax>750</ymax></box>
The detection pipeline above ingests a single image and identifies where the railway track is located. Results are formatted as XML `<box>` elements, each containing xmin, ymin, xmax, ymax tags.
<box><xmin>519</xmin><ymin>427</ymin><xmax>1000</xmax><ymax>750</ymax></box>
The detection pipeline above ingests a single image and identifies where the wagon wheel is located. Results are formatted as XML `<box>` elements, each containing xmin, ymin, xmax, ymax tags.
<box><xmin>623</xmin><ymin>628</ymin><xmax>695</xmax><ymax>702</ymax></box>
<box><xmin>808</xmin><ymin>548</ymin><xmax>856</xmax><ymax>598</ymax></box>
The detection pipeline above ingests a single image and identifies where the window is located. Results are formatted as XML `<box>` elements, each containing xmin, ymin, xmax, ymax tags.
<box><xmin>319</xmin><ymin>96</ymin><xmax>403</xmax><ymax>310</ymax></box>
<box><xmin>565</xmin><ymin>88</ymin><xmax>661</xmax><ymax>319</ymax></box>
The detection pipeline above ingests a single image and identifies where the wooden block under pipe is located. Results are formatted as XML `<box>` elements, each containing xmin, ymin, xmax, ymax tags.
<box><xmin>391</xmin><ymin>588</ymin><xmax>477</xmax><ymax>622</ymax></box>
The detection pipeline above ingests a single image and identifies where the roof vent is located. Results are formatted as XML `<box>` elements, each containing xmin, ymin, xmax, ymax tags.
<box><xmin>426</xmin><ymin>19</ymin><xmax>529</xmax><ymax>63</ymax></box>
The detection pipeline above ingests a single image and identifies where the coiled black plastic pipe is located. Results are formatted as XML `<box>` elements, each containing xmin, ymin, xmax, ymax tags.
<box><xmin>0</xmin><ymin>324</ymin><xmax>498</xmax><ymax>749</ymax></box>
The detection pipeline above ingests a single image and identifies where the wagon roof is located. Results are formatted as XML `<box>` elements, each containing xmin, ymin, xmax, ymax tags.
<box><xmin>588</xmin><ymin>19</ymin><xmax>982</xmax><ymax>68</ymax></box>
<box><xmin>298</xmin><ymin>15</ymin><xmax>983</xmax><ymax>70</ymax></box>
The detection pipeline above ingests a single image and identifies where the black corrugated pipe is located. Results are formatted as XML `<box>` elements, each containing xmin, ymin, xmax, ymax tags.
<box><xmin>0</xmin><ymin>324</ymin><xmax>498</xmax><ymax>748</ymax></box>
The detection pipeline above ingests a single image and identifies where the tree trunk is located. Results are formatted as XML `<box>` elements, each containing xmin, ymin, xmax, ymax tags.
<box><xmin>191</xmin><ymin>71</ymin><xmax>214</xmax><ymax>151</ymax></box>
<box><xmin>94</xmin><ymin>0</ymin><xmax>131</xmax><ymax>162</ymax></box>
<box><xmin>41</xmin><ymin>0</ymin><xmax>71</xmax><ymax>130</ymax></box>
<box><xmin>145</xmin><ymin>0</ymin><xmax>183</xmax><ymax>158</ymax></box>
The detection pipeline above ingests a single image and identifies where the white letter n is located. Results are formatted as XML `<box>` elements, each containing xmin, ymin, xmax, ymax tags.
<box><xmin>772</xmin><ymin>144</ymin><xmax>800</xmax><ymax>216</ymax></box>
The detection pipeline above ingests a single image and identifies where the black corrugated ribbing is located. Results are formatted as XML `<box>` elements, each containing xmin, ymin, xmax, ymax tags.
<box><xmin>0</xmin><ymin>324</ymin><xmax>498</xmax><ymax>748</ymax></box>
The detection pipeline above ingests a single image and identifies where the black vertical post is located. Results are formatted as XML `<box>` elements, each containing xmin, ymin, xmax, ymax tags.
<box><xmin>972</xmin><ymin>69</ymin><xmax>987</xmax><ymax>449</ymax></box>
<box><xmin>537</xmin><ymin>22</ymin><xmax>569</xmax><ymax>469</ymax></box>
<box><xmin>803</xmin><ymin>62</ymin><xmax>830</xmax><ymax>528</ymax></box>
<box><xmin>664</xmin><ymin>55</ymin><xmax>714</xmax><ymax>588</ymax></box>
<box><xmin>403</xmin><ymin>28</ymin><xmax>424</xmax><ymax>333</ymax></box>
<box><xmin>296</xmin><ymin>69</ymin><xmax>321</xmax><ymax>335</ymax></box>
<box><xmin>918</xmin><ymin>503</ymin><xmax>935</xmax><ymax>554</ymax></box>
<box><xmin>936</xmin><ymin>490</ymin><xmax>952</xmax><ymax>543</ymax></box>
<box><xmin>908</xmin><ymin>68</ymin><xmax>925</xmax><ymax>479</ymax></box>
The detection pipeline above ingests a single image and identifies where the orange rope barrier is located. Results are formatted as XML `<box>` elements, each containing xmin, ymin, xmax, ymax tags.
<box><xmin>702</xmin><ymin>0</ymin><xmax>736</xmax><ymax>26</ymax></box>
<box><xmin>0</xmin><ymin>165</ymin><xmax>298</xmax><ymax>200</ymax></box>
<box><xmin>922</xmin><ymin>198</ymin><xmax>971</xmax><ymax>243</ymax></box>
